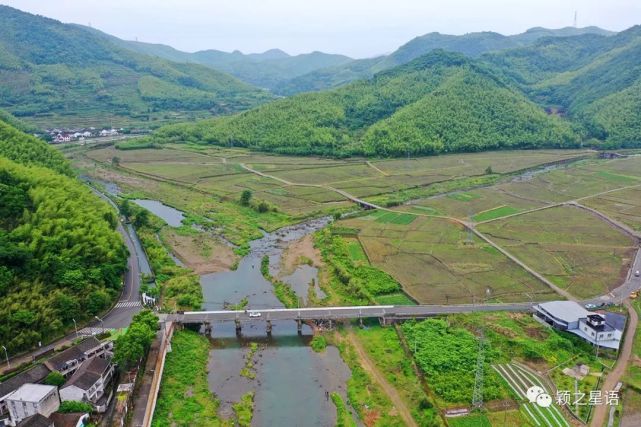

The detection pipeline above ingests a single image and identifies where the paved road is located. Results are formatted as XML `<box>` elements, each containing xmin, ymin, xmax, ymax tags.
<box><xmin>0</xmin><ymin>188</ymin><xmax>146</xmax><ymax>374</ymax></box>
<box><xmin>585</xmin><ymin>247</ymin><xmax>641</xmax><ymax>305</ymax></box>
<box><xmin>166</xmin><ymin>302</ymin><xmax>535</xmax><ymax>324</ymax></box>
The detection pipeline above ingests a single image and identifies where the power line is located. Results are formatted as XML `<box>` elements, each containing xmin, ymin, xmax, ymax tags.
<box><xmin>472</xmin><ymin>328</ymin><xmax>486</xmax><ymax>409</ymax></box>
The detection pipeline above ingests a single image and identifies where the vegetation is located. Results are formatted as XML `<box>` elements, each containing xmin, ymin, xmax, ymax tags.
<box><xmin>153</xmin><ymin>330</ymin><xmax>226</xmax><ymax>427</ymax></box>
<box><xmin>239</xmin><ymin>342</ymin><xmax>258</xmax><ymax>380</ymax></box>
<box><xmin>113</xmin><ymin>310</ymin><xmax>157</xmax><ymax>369</ymax></box>
<box><xmin>402</xmin><ymin>318</ymin><xmax>506</xmax><ymax>405</ymax></box>
<box><xmin>0</xmin><ymin>5</ymin><xmax>270</xmax><ymax>126</ymax></box>
<box><xmin>127</xmin><ymin>202</ymin><xmax>203</xmax><ymax>310</ymax></box>
<box><xmin>355</xmin><ymin>326</ymin><xmax>442</xmax><ymax>426</ymax></box>
<box><xmin>330</xmin><ymin>392</ymin><xmax>356</xmax><ymax>427</ymax></box>
<box><xmin>151</xmin><ymin>51</ymin><xmax>580</xmax><ymax>157</ymax></box>
<box><xmin>232</xmin><ymin>391</ymin><xmax>255</xmax><ymax>427</ymax></box>
<box><xmin>260</xmin><ymin>255</ymin><xmax>299</xmax><ymax>307</ymax></box>
<box><xmin>310</xmin><ymin>335</ymin><xmax>327</xmax><ymax>352</ymax></box>
<box><xmin>43</xmin><ymin>371</ymin><xmax>65</xmax><ymax>387</ymax></box>
<box><xmin>0</xmin><ymin>122</ymin><xmax>127</xmax><ymax>352</ymax></box>
<box><xmin>58</xmin><ymin>401</ymin><xmax>93</xmax><ymax>414</ymax></box>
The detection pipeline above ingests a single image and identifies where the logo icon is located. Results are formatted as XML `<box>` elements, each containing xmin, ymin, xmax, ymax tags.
<box><xmin>527</xmin><ymin>386</ymin><xmax>552</xmax><ymax>407</ymax></box>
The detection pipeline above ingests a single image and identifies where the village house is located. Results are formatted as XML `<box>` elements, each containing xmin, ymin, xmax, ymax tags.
<box><xmin>533</xmin><ymin>301</ymin><xmax>625</xmax><ymax>350</ymax></box>
<box><xmin>13</xmin><ymin>413</ymin><xmax>53</xmax><ymax>427</ymax></box>
<box><xmin>43</xmin><ymin>337</ymin><xmax>111</xmax><ymax>378</ymax></box>
<box><xmin>0</xmin><ymin>365</ymin><xmax>51</xmax><ymax>425</ymax></box>
<box><xmin>60</xmin><ymin>357</ymin><xmax>114</xmax><ymax>413</ymax></box>
<box><xmin>4</xmin><ymin>384</ymin><xmax>59</xmax><ymax>426</ymax></box>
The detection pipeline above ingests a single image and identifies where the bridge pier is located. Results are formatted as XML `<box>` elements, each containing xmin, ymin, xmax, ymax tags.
<box><xmin>203</xmin><ymin>322</ymin><xmax>212</xmax><ymax>336</ymax></box>
<box><xmin>379</xmin><ymin>317</ymin><xmax>386</xmax><ymax>327</ymax></box>
<box><xmin>235</xmin><ymin>319</ymin><xmax>242</xmax><ymax>336</ymax></box>
<box><xmin>266</xmin><ymin>320</ymin><xmax>272</xmax><ymax>336</ymax></box>
<box><xmin>297</xmin><ymin>319</ymin><xmax>303</xmax><ymax>335</ymax></box>
<box><xmin>359</xmin><ymin>317</ymin><xmax>364</xmax><ymax>328</ymax></box>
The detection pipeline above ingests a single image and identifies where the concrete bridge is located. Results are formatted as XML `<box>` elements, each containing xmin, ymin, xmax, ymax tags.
<box><xmin>164</xmin><ymin>303</ymin><xmax>535</xmax><ymax>334</ymax></box>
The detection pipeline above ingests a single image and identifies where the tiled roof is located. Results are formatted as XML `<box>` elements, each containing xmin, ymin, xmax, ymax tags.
<box><xmin>44</xmin><ymin>337</ymin><xmax>102</xmax><ymax>371</ymax></box>
<box><xmin>0</xmin><ymin>365</ymin><xmax>51</xmax><ymax>399</ymax></box>
<box><xmin>63</xmin><ymin>357</ymin><xmax>112</xmax><ymax>391</ymax></box>
<box><xmin>16</xmin><ymin>413</ymin><xmax>53</xmax><ymax>427</ymax></box>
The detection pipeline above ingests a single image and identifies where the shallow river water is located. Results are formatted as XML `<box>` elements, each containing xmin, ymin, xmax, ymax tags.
<box><xmin>201</xmin><ymin>217</ymin><xmax>358</xmax><ymax>426</ymax></box>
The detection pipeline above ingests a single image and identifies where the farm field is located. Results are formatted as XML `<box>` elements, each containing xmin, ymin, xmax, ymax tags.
<box><xmin>582</xmin><ymin>186</ymin><xmax>641</xmax><ymax>232</ymax></box>
<box><xmin>477</xmin><ymin>206</ymin><xmax>637</xmax><ymax>298</ymax></box>
<box><xmin>340</xmin><ymin>213</ymin><xmax>558</xmax><ymax>304</ymax></box>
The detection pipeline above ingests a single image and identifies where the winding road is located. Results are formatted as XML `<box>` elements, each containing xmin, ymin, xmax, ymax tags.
<box><xmin>0</xmin><ymin>187</ymin><xmax>148</xmax><ymax>374</ymax></box>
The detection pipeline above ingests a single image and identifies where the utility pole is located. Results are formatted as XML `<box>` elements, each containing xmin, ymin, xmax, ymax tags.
<box><xmin>72</xmin><ymin>318</ymin><xmax>78</xmax><ymax>338</ymax></box>
<box><xmin>472</xmin><ymin>329</ymin><xmax>486</xmax><ymax>409</ymax></box>
<box><xmin>1</xmin><ymin>345</ymin><xmax>9</xmax><ymax>369</ymax></box>
<box><xmin>94</xmin><ymin>316</ymin><xmax>105</xmax><ymax>335</ymax></box>
<box><xmin>574</xmin><ymin>11</ymin><xmax>578</xmax><ymax>28</ymax></box>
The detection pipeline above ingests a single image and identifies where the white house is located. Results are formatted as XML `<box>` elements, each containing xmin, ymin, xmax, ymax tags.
<box><xmin>0</xmin><ymin>365</ymin><xmax>51</xmax><ymax>424</ymax></box>
<box><xmin>60</xmin><ymin>357</ymin><xmax>114</xmax><ymax>412</ymax></box>
<box><xmin>5</xmin><ymin>384</ymin><xmax>59</xmax><ymax>426</ymax></box>
<box><xmin>533</xmin><ymin>301</ymin><xmax>624</xmax><ymax>350</ymax></box>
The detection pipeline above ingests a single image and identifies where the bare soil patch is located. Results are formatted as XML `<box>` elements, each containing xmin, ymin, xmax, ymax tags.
<box><xmin>162</xmin><ymin>229</ymin><xmax>237</xmax><ymax>274</ymax></box>
<box><xmin>279</xmin><ymin>234</ymin><xmax>322</xmax><ymax>277</ymax></box>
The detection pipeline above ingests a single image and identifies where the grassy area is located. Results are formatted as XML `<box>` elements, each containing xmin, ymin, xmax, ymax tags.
<box><xmin>310</xmin><ymin>335</ymin><xmax>327</xmax><ymax>352</ymax></box>
<box><xmin>260</xmin><ymin>255</ymin><xmax>299</xmax><ymax>308</ymax></box>
<box><xmin>472</xmin><ymin>206</ymin><xmax>520</xmax><ymax>222</ymax></box>
<box><xmin>331</xmin><ymin>392</ymin><xmax>357</xmax><ymax>427</ymax></box>
<box><xmin>478</xmin><ymin>206</ymin><xmax>636</xmax><ymax>298</ymax></box>
<box><xmin>153</xmin><ymin>330</ymin><xmax>227</xmax><ymax>427</ymax></box>
<box><xmin>232</xmin><ymin>392</ymin><xmax>254</xmax><ymax>427</ymax></box>
<box><xmin>448</xmin><ymin>413</ymin><xmax>492</xmax><ymax>427</ymax></box>
<box><xmin>354</xmin><ymin>325</ymin><xmax>443</xmax><ymax>426</ymax></box>
<box><xmin>332</xmin><ymin>330</ymin><xmax>406</xmax><ymax>426</ymax></box>
<box><xmin>340</xmin><ymin>214</ymin><xmax>557</xmax><ymax>304</ymax></box>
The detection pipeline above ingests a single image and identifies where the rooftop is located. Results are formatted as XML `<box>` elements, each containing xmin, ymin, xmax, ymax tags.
<box><xmin>536</xmin><ymin>301</ymin><xmax>590</xmax><ymax>323</ymax></box>
<box><xmin>49</xmin><ymin>412</ymin><xmax>89</xmax><ymax>427</ymax></box>
<box><xmin>6</xmin><ymin>384</ymin><xmax>56</xmax><ymax>403</ymax></box>
<box><xmin>0</xmin><ymin>365</ymin><xmax>50</xmax><ymax>399</ymax></box>
<box><xmin>15</xmin><ymin>413</ymin><xmax>53</xmax><ymax>427</ymax></box>
<box><xmin>44</xmin><ymin>337</ymin><xmax>102</xmax><ymax>371</ymax></box>
<box><xmin>63</xmin><ymin>357</ymin><xmax>112</xmax><ymax>391</ymax></box>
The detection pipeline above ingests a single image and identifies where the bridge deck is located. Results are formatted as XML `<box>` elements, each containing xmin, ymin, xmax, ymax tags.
<box><xmin>166</xmin><ymin>303</ymin><xmax>535</xmax><ymax>324</ymax></box>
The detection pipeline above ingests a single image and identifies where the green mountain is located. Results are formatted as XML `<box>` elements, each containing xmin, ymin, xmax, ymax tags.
<box><xmin>277</xmin><ymin>26</ymin><xmax>614</xmax><ymax>95</ymax></box>
<box><xmin>0</xmin><ymin>119</ymin><xmax>127</xmax><ymax>351</ymax></box>
<box><xmin>99</xmin><ymin>32</ymin><xmax>353</xmax><ymax>91</ymax></box>
<box><xmin>0</xmin><ymin>6</ymin><xmax>271</xmax><ymax>128</ymax></box>
<box><xmin>485</xmin><ymin>26</ymin><xmax>641</xmax><ymax>146</ymax></box>
<box><xmin>151</xmin><ymin>50</ymin><xmax>580</xmax><ymax>156</ymax></box>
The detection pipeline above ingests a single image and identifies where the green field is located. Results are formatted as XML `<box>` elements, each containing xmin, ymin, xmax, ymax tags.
<box><xmin>478</xmin><ymin>206</ymin><xmax>636</xmax><ymax>298</ymax></box>
<box><xmin>341</xmin><ymin>215</ymin><xmax>557</xmax><ymax>304</ymax></box>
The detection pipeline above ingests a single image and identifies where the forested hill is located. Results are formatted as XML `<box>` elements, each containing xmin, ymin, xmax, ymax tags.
<box><xmin>277</xmin><ymin>26</ymin><xmax>613</xmax><ymax>95</ymax></box>
<box><xmin>150</xmin><ymin>50</ymin><xmax>580</xmax><ymax>157</ymax></box>
<box><xmin>0</xmin><ymin>5</ymin><xmax>271</xmax><ymax>127</ymax></box>
<box><xmin>484</xmin><ymin>25</ymin><xmax>641</xmax><ymax>146</ymax></box>
<box><xmin>0</xmin><ymin>120</ymin><xmax>127</xmax><ymax>352</ymax></box>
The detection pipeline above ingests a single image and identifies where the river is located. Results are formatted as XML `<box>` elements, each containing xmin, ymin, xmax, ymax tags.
<box><xmin>200</xmin><ymin>217</ymin><xmax>358</xmax><ymax>426</ymax></box>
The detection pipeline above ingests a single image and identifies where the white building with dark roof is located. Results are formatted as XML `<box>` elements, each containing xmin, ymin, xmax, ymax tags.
<box><xmin>0</xmin><ymin>365</ymin><xmax>51</xmax><ymax>424</ymax></box>
<box><xmin>43</xmin><ymin>337</ymin><xmax>111</xmax><ymax>377</ymax></box>
<box><xmin>60</xmin><ymin>356</ymin><xmax>114</xmax><ymax>410</ymax></box>
<box><xmin>534</xmin><ymin>301</ymin><xmax>624</xmax><ymax>350</ymax></box>
<box><xmin>4</xmin><ymin>384</ymin><xmax>59</xmax><ymax>426</ymax></box>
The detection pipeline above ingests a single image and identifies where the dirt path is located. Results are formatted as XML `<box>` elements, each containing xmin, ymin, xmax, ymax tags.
<box><xmin>345</xmin><ymin>328</ymin><xmax>418</xmax><ymax>427</ymax></box>
<box><xmin>366</xmin><ymin>161</ymin><xmax>389</xmax><ymax>176</ymax></box>
<box><xmin>590</xmin><ymin>299</ymin><xmax>638</xmax><ymax>427</ymax></box>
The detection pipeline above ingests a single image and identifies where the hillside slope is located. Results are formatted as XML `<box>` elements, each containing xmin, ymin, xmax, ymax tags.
<box><xmin>0</xmin><ymin>119</ymin><xmax>127</xmax><ymax>352</ymax></box>
<box><xmin>0</xmin><ymin>6</ymin><xmax>271</xmax><ymax>127</ymax></box>
<box><xmin>278</xmin><ymin>26</ymin><xmax>614</xmax><ymax>95</ymax></box>
<box><xmin>151</xmin><ymin>51</ymin><xmax>580</xmax><ymax>156</ymax></box>
<box><xmin>486</xmin><ymin>26</ymin><xmax>641</xmax><ymax>145</ymax></box>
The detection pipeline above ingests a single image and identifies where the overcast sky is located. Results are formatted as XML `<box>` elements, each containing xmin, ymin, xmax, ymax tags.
<box><xmin>2</xmin><ymin>0</ymin><xmax>639</xmax><ymax>57</ymax></box>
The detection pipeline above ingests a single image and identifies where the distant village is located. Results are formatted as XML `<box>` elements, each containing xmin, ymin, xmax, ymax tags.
<box><xmin>45</xmin><ymin>127</ymin><xmax>149</xmax><ymax>144</ymax></box>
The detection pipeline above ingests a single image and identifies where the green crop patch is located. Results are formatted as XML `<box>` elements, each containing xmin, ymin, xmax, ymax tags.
<box><xmin>374</xmin><ymin>211</ymin><xmax>417</xmax><ymax>225</ymax></box>
<box><xmin>447</xmin><ymin>414</ymin><xmax>492</xmax><ymax>427</ymax></box>
<box><xmin>472</xmin><ymin>205</ymin><xmax>520</xmax><ymax>222</ymax></box>
<box><xmin>596</xmin><ymin>170</ymin><xmax>641</xmax><ymax>185</ymax></box>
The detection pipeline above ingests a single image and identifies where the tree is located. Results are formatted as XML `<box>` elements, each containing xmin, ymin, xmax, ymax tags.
<box><xmin>133</xmin><ymin>209</ymin><xmax>149</xmax><ymax>228</ymax></box>
<box><xmin>58</xmin><ymin>401</ymin><xmax>93</xmax><ymax>414</ymax></box>
<box><xmin>43</xmin><ymin>371</ymin><xmax>65</xmax><ymax>387</ymax></box>
<box><xmin>112</xmin><ymin>156</ymin><xmax>120</xmax><ymax>166</ymax></box>
<box><xmin>485</xmin><ymin>165</ymin><xmax>493</xmax><ymax>175</ymax></box>
<box><xmin>113</xmin><ymin>310</ymin><xmax>157</xmax><ymax>369</ymax></box>
<box><xmin>240</xmin><ymin>190</ymin><xmax>252</xmax><ymax>206</ymax></box>
<box><xmin>257</xmin><ymin>201</ymin><xmax>269</xmax><ymax>213</ymax></box>
<box><xmin>120</xmin><ymin>199</ymin><xmax>132</xmax><ymax>219</ymax></box>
